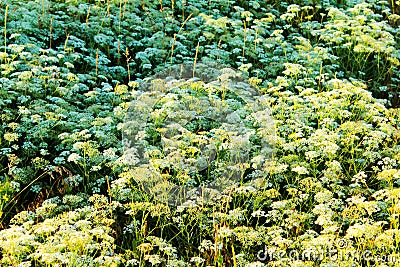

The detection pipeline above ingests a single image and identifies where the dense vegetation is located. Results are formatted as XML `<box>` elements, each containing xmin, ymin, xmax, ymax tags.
<box><xmin>0</xmin><ymin>0</ymin><xmax>399</xmax><ymax>266</ymax></box>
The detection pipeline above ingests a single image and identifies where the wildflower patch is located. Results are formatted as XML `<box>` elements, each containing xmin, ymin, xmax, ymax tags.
<box><xmin>121</xmin><ymin>63</ymin><xmax>275</xmax><ymax>205</ymax></box>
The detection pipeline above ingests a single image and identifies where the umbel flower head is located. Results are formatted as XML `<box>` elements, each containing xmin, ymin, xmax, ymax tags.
<box><xmin>121</xmin><ymin>62</ymin><xmax>275</xmax><ymax>206</ymax></box>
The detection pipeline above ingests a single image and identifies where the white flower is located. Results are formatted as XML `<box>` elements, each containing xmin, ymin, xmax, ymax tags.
<box><xmin>270</xmin><ymin>201</ymin><xmax>288</xmax><ymax>210</ymax></box>
<box><xmin>198</xmin><ymin>240</ymin><xmax>214</xmax><ymax>252</ymax></box>
<box><xmin>126</xmin><ymin>259</ymin><xmax>140</xmax><ymax>266</ymax></box>
<box><xmin>30</xmin><ymin>114</ymin><xmax>42</xmax><ymax>122</ymax></box>
<box><xmin>218</xmin><ymin>226</ymin><xmax>233</xmax><ymax>238</ymax></box>
<box><xmin>176</xmin><ymin>205</ymin><xmax>185</xmax><ymax>212</ymax></box>
<box><xmin>352</xmin><ymin>171</ymin><xmax>367</xmax><ymax>184</ymax></box>
<box><xmin>251</xmin><ymin>210</ymin><xmax>266</xmax><ymax>217</ymax></box>
<box><xmin>292</xmin><ymin>166</ymin><xmax>309</xmax><ymax>175</ymax></box>
<box><xmin>305</xmin><ymin>150</ymin><xmax>319</xmax><ymax>160</ymax></box>
<box><xmin>40</xmin><ymin>149</ymin><xmax>49</xmax><ymax>156</ymax></box>
<box><xmin>346</xmin><ymin>223</ymin><xmax>366</xmax><ymax>238</ymax></box>
<box><xmin>91</xmin><ymin>165</ymin><xmax>102</xmax><ymax>171</ymax></box>
<box><xmin>10</xmin><ymin>181</ymin><xmax>20</xmax><ymax>191</ymax></box>
<box><xmin>251</xmin><ymin>155</ymin><xmax>266</xmax><ymax>169</ymax></box>
<box><xmin>103</xmin><ymin>148</ymin><xmax>116</xmax><ymax>159</ymax></box>
<box><xmin>314</xmin><ymin>190</ymin><xmax>333</xmax><ymax>203</ymax></box>
<box><xmin>67</xmin><ymin>153</ymin><xmax>81</xmax><ymax>163</ymax></box>
<box><xmin>73</xmin><ymin>142</ymin><xmax>84</xmax><ymax>150</ymax></box>
<box><xmin>145</xmin><ymin>254</ymin><xmax>162</xmax><ymax>265</ymax></box>
<box><xmin>234</xmin><ymin>186</ymin><xmax>256</xmax><ymax>193</ymax></box>
<box><xmin>119</xmin><ymin>153</ymin><xmax>140</xmax><ymax>166</ymax></box>
<box><xmin>346</xmin><ymin>195</ymin><xmax>366</xmax><ymax>205</ymax></box>
<box><xmin>64</xmin><ymin>62</ymin><xmax>74</xmax><ymax>68</ymax></box>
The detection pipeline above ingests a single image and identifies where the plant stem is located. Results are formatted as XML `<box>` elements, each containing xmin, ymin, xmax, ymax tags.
<box><xmin>242</xmin><ymin>20</ymin><xmax>247</xmax><ymax>65</ymax></box>
<box><xmin>4</xmin><ymin>5</ymin><xmax>8</xmax><ymax>54</ymax></box>
<box><xmin>86</xmin><ymin>6</ymin><xmax>91</xmax><ymax>26</ymax></box>
<box><xmin>96</xmin><ymin>48</ymin><xmax>99</xmax><ymax>75</ymax></box>
<box><xmin>49</xmin><ymin>16</ymin><xmax>53</xmax><ymax>49</ymax></box>
<box><xmin>193</xmin><ymin>41</ymin><xmax>200</xmax><ymax>78</ymax></box>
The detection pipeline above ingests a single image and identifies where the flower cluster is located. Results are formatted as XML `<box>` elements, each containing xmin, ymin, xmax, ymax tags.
<box><xmin>0</xmin><ymin>0</ymin><xmax>399</xmax><ymax>266</ymax></box>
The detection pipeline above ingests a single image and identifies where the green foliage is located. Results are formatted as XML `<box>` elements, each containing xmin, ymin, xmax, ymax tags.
<box><xmin>0</xmin><ymin>0</ymin><xmax>399</xmax><ymax>266</ymax></box>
